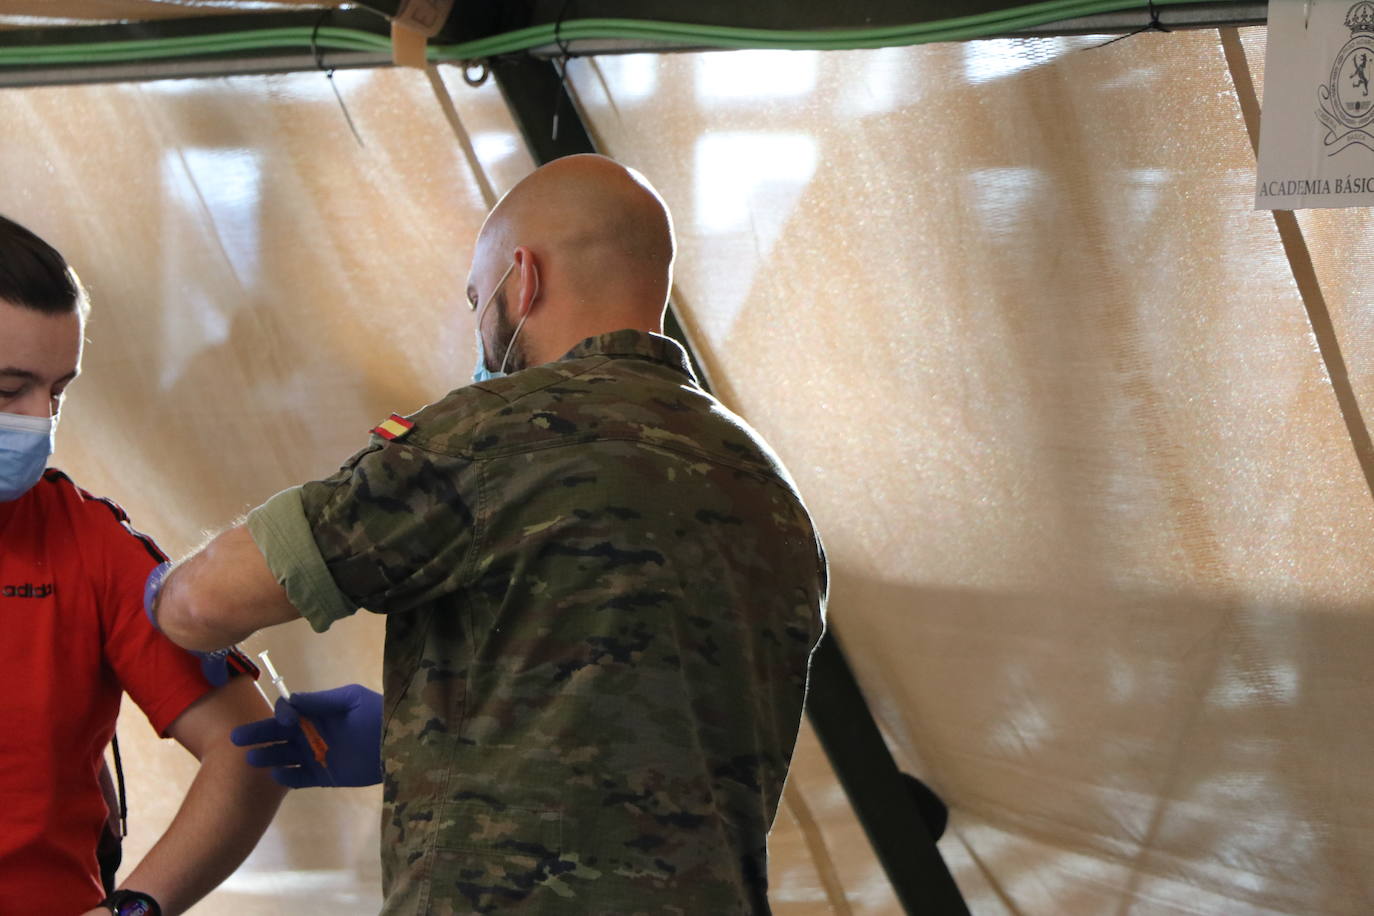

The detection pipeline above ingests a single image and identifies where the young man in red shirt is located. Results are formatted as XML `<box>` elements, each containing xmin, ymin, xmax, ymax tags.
<box><xmin>0</xmin><ymin>215</ymin><xmax>286</xmax><ymax>915</ymax></box>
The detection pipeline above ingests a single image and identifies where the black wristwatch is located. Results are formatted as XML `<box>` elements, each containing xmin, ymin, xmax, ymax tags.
<box><xmin>100</xmin><ymin>889</ymin><xmax>162</xmax><ymax>916</ymax></box>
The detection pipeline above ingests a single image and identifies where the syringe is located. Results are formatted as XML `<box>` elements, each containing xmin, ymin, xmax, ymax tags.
<box><xmin>257</xmin><ymin>650</ymin><xmax>333</xmax><ymax>783</ymax></box>
<box><xmin>258</xmin><ymin>649</ymin><xmax>292</xmax><ymax>700</ymax></box>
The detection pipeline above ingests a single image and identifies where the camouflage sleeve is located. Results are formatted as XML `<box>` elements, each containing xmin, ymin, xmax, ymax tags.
<box><xmin>245</xmin><ymin>486</ymin><xmax>358</xmax><ymax>633</ymax></box>
<box><xmin>292</xmin><ymin>438</ymin><xmax>480</xmax><ymax>617</ymax></box>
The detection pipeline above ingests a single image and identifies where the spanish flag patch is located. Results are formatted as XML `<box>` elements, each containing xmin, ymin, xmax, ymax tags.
<box><xmin>373</xmin><ymin>413</ymin><xmax>415</xmax><ymax>441</ymax></box>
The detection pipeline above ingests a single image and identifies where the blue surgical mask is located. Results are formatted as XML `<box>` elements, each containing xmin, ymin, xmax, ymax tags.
<box><xmin>0</xmin><ymin>411</ymin><xmax>55</xmax><ymax>502</ymax></box>
<box><xmin>472</xmin><ymin>260</ymin><xmax>536</xmax><ymax>384</ymax></box>
<box><xmin>472</xmin><ymin>328</ymin><xmax>502</xmax><ymax>384</ymax></box>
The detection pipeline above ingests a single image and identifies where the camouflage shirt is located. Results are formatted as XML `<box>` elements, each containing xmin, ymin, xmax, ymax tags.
<box><xmin>247</xmin><ymin>330</ymin><xmax>827</xmax><ymax>914</ymax></box>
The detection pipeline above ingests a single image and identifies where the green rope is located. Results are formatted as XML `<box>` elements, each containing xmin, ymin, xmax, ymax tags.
<box><xmin>0</xmin><ymin>27</ymin><xmax>388</xmax><ymax>66</ymax></box>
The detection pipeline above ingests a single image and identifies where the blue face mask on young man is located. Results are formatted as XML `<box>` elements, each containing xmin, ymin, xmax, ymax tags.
<box><xmin>0</xmin><ymin>411</ymin><xmax>55</xmax><ymax>502</ymax></box>
<box><xmin>471</xmin><ymin>260</ymin><xmax>536</xmax><ymax>384</ymax></box>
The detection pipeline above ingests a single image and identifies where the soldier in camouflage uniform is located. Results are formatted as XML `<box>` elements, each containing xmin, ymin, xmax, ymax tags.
<box><xmin>152</xmin><ymin>154</ymin><xmax>828</xmax><ymax>914</ymax></box>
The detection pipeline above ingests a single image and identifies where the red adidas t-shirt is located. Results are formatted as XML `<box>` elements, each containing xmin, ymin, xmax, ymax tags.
<box><xmin>0</xmin><ymin>469</ymin><xmax>212</xmax><ymax>912</ymax></box>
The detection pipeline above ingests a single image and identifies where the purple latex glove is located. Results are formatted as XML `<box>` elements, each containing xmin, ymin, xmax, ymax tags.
<box><xmin>230</xmin><ymin>684</ymin><xmax>383</xmax><ymax>788</ymax></box>
<box><xmin>191</xmin><ymin>646</ymin><xmax>249</xmax><ymax>687</ymax></box>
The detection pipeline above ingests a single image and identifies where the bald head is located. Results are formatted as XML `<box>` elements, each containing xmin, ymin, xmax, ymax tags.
<box><xmin>482</xmin><ymin>154</ymin><xmax>674</xmax><ymax>294</ymax></box>
<box><xmin>467</xmin><ymin>155</ymin><xmax>675</xmax><ymax>370</ymax></box>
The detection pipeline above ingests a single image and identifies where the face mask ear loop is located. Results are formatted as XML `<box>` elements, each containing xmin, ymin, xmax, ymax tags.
<box><xmin>475</xmin><ymin>260</ymin><xmax>517</xmax><ymax>370</ymax></box>
<box><xmin>498</xmin><ymin>265</ymin><xmax>540</xmax><ymax>374</ymax></box>
<box><xmin>476</xmin><ymin>261</ymin><xmax>517</xmax><ymax>327</ymax></box>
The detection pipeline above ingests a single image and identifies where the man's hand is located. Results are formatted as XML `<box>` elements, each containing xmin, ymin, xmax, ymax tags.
<box><xmin>231</xmin><ymin>684</ymin><xmax>383</xmax><ymax>788</ymax></box>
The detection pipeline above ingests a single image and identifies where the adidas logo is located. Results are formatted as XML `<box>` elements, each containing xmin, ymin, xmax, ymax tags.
<box><xmin>2</xmin><ymin>582</ymin><xmax>54</xmax><ymax>598</ymax></box>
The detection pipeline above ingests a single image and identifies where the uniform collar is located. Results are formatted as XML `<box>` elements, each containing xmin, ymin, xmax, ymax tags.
<box><xmin>558</xmin><ymin>330</ymin><xmax>698</xmax><ymax>384</ymax></box>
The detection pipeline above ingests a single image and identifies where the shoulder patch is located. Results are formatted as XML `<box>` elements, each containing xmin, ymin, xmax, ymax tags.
<box><xmin>373</xmin><ymin>413</ymin><xmax>415</xmax><ymax>441</ymax></box>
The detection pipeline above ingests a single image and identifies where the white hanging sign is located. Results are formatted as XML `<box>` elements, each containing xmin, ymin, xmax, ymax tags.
<box><xmin>1256</xmin><ymin>1</ymin><xmax>1374</xmax><ymax>210</ymax></box>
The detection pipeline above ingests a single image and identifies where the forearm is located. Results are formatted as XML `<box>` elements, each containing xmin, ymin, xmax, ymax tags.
<box><xmin>118</xmin><ymin>741</ymin><xmax>287</xmax><ymax>914</ymax></box>
<box><xmin>154</xmin><ymin>525</ymin><xmax>301</xmax><ymax>652</ymax></box>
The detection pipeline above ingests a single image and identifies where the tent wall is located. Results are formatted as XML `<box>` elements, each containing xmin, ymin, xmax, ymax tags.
<box><xmin>0</xmin><ymin>63</ymin><xmax>890</xmax><ymax>912</ymax></box>
<box><xmin>3</xmin><ymin>23</ymin><xmax>1374</xmax><ymax>916</ymax></box>
<box><xmin>565</xmin><ymin>29</ymin><xmax>1374</xmax><ymax>915</ymax></box>
<box><xmin>0</xmin><ymin>65</ymin><xmax>531</xmax><ymax>911</ymax></box>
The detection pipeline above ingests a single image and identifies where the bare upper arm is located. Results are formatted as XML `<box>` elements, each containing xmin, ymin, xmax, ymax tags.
<box><xmin>156</xmin><ymin>524</ymin><xmax>301</xmax><ymax>651</ymax></box>
<box><xmin>165</xmin><ymin>675</ymin><xmax>270</xmax><ymax>760</ymax></box>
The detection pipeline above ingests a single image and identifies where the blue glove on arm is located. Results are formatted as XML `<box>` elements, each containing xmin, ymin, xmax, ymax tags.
<box><xmin>191</xmin><ymin>646</ymin><xmax>258</xmax><ymax>687</ymax></box>
<box><xmin>230</xmin><ymin>684</ymin><xmax>383</xmax><ymax>788</ymax></box>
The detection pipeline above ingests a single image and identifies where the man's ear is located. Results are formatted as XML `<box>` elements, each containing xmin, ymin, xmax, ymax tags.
<box><xmin>512</xmin><ymin>245</ymin><xmax>541</xmax><ymax>317</ymax></box>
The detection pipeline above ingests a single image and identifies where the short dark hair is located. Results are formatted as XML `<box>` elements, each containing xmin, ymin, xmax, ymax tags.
<box><xmin>0</xmin><ymin>213</ymin><xmax>87</xmax><ymax>316</ymax></box>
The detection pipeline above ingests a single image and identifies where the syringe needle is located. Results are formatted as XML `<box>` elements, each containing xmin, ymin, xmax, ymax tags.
<box><xmin>252</xmin><ymin>677</ymin><xmax>274</xmax><ymax>711</ymax></box>
<box><xmin>254</xmin><ymin>649</ymin><xmax>334</xmax><ymax>785</ymax></box>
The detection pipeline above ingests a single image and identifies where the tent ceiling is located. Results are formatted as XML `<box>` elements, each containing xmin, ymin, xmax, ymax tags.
<box><xmin>0</xmin><ymin>0</ymin><xmax>1268</xmax><ymax>31</ymax></box>
<box><xmin>0</xmin><ymin>1</ymin><xmax>1269</xmax><ymax>88</ymax></box>
<box><xmin>2</xmin><ymin>1</ymin><xmax>1270</xmax><ymax>44</ymax></box>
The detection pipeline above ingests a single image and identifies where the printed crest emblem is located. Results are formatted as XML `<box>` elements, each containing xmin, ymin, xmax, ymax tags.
<box><xmin>1318</xmin><ymin>1</ymin><xmax>1374</xmax><ymax>153</ymax></box>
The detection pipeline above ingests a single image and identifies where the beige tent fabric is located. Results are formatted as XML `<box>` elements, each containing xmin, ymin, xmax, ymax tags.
<box><xmin>0</xmin><ymin>64</ymin><xmax>529</xmax><ymax>911</ymax></box>
<box><xmin>0</xmin><ymin>62</ymin><xmax>876</xmax><ymax>911</ymax></box>
<box><xmin>568</xmin><ymin>27</ymin><xmax>1374</xmax><ymax>916</ymax></box>
<box><xmin>4</xmin><ymin>23</ymin><xmax>1373</xmax><ymax>916</ymax></box>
